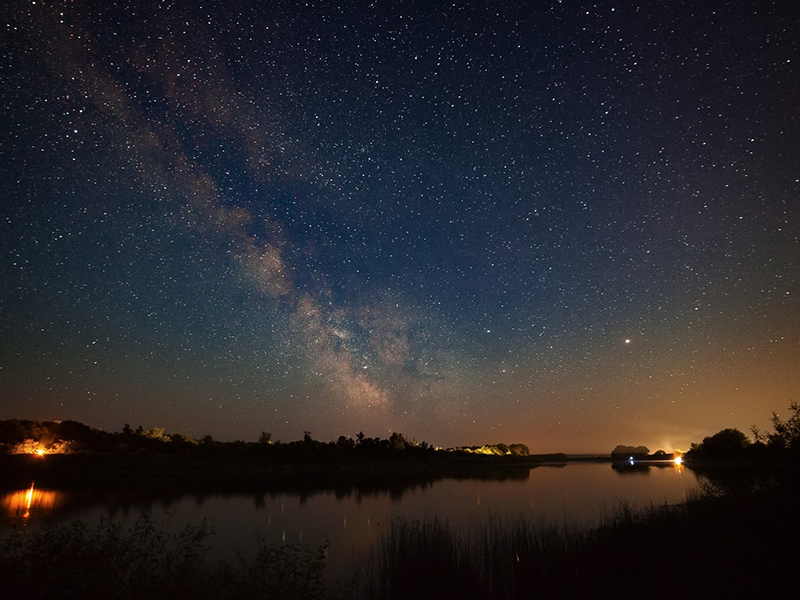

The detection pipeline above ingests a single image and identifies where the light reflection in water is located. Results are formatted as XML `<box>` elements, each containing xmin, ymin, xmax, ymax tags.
<box><xmin>1</xmin><ymin>483</ymin><xmax>63</xmax><ymax>521</ymax></box>
<box><xmin>0</xmin><ymin>464</ymin><xmax>699</xmax><ymax>581</ymax></box>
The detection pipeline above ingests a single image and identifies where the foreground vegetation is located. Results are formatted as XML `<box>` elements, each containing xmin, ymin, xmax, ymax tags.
<box><xmin>0</xmin><ymin>513</ymin><xmax>352</xmax><ymax>600</ymax></box>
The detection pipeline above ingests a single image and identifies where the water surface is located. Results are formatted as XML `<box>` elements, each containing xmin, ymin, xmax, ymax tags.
<box><xmin>2</xmin><ymin>462</ymin><xmax>697</xmax><ymax>581</ymax></box>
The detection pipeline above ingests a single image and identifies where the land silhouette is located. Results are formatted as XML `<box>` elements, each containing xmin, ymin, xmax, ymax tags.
<box><xmin>0</xmin><ymin>418</ymin><xmax>542</xmax><ymax>461</ymax></box>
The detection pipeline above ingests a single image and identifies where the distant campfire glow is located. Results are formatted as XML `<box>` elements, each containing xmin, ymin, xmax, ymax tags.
<box><xmin>11</xmin><ymin>439</ymin><xmax>72</xmax><ymax>455</ymax></box>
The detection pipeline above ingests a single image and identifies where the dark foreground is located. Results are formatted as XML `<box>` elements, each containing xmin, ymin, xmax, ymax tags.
<box><xmin>363</xmin><ymin>466</ymin><xmax>799</xmax><ymax>600</ymax></box>
<box><xmin>1</xmin><ymin>465</ymin><xmax>796</xmax><ymax>599</ymax></box>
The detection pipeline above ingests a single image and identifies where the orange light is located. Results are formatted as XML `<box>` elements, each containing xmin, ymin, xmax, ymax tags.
<box><xmin>35</xmin><ymin>449</ymin><xmax>45</xmax><ymax>457</ymax></box>
<box><xmin>673</xmin><ymin>456</ymin><xmax>682</xmax><ymax>465</ymax></box>
<box><xmin>2</xmin><ymin>484</ymin><xmax>62</xmax><ymax>520</ymax></box>
<box><xmin>20</xmin><ymin>483</ymin><xmax>35</xmax><ymax>518</ymax></box>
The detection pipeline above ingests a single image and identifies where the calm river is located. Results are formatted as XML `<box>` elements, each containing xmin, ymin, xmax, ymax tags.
<box><xmin>2</xmin><ymin>461</ymin><xmax>699</xmax><ymax>582</ymax></box>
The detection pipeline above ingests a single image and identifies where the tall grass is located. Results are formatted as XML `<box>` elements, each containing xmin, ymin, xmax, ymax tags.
<box><xmin>359</xmin><ymin>485</ymin><xmax>798</xmax><ymax>599</ymax></box>
<box><xmin>360</xmin><ymin>513</ymin><xmax>593</xmax><ymax>599</ymax></box>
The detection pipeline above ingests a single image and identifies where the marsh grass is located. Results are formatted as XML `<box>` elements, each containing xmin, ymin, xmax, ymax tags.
<box><xmin>360</xmin><ymin>483</ymin><xmax>799</xmax><ymax>599</ymax></box>
<box><xmin>360</xmin><ymin>514</ymin><xmax>589</xmax><ymax>600</ymax></box>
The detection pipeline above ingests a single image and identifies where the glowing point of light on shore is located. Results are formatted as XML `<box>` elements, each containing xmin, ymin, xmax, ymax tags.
<box><xmin>674</xmin><ymin>456</ymin><xmax>682</xmax><ymax>465</ymax></box>
<box><xmin>35</xmin><ymin>449</ymin><xmax>45</xmax><ymax>457</ymax></box>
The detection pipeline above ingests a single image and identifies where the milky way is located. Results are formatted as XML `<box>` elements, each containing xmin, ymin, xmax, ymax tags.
<box><xmin>2</xmin><ymin>0</ymin><xmax>798</xmax><ymax>452</ymax></box>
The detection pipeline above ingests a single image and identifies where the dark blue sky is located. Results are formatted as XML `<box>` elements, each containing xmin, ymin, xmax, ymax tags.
<box><xmin>2</xmin><ymin>0</ymin><xmax>798</xmax><ymax>452</ymax></box>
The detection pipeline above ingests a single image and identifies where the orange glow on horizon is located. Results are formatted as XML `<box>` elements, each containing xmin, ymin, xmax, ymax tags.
<box><xmin>11</xmin><ymin>439</ymin><xmax>74</xmax><ymax>455</ymax></box>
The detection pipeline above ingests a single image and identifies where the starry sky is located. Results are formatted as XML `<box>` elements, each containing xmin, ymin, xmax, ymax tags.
<box><xmin>2</xmin><ymin>0</ymin><xmax>798</xmax><ymax>453</ymax></box>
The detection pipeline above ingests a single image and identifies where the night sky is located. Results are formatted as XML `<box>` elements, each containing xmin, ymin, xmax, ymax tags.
<box><xmin>2</xmin><ymin>0</ymin><xmax>798</xmax><ymax>453</ymax></box>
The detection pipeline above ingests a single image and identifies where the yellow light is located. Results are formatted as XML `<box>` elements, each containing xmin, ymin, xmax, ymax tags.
<box><xmin>673</xmin><ymin>456</ymin><xmax>682</xmax><ymax>465</ymax></box>
<box><xmin>35</xmin><ymin>449</ymin><xmax>45</xmax><ymax>457</ymax></box>
<box><xmin>19</xmin><ymin>483</ymin><xmax>35</xmax><ymax>519</ymax></box>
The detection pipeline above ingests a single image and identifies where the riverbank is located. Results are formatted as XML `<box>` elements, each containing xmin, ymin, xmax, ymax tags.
<box><xmin>0</xmin><ymin>450</ymin><xmax>581</xmax><ymax>488</ymax></box>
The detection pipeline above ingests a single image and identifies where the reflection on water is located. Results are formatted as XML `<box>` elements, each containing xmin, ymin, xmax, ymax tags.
<box><xmin>0</xmin><ymin>463</ymin><xmax>700</xmax><ymax>581</ymax></box>
<box><xmin>611</xmin><ymin>463</ymin><xmax>652</xmax><ymax>475</ymax></box>
<box><xmin>1</xmin><ymin>483</ymin><xmax>64</xmax><ymax>521</ymax></box>
<box><xmin>611</xmin><ymin>461</ymin><xmax>686</xmax><ymax>476</ymax></box>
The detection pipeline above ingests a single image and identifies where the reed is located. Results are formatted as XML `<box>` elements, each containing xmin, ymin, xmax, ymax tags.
<box><xmin>359</xmin><ymin>485</ymin><xmax>797</xmax><ymax>599</ymax></box>
<box><xmin>360</xmin><ymin>513</ymin><xmax>591</xmax><ymax>599</ymax></box>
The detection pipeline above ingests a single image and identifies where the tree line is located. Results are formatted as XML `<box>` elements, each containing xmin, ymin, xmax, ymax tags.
<box><xmin>0</xmin><ymin>419</ymin><xmax>533</xmax><ymax>462</ymax></box>
<box><xmin>685</xmin><ymin>401</ymin><xmax>800</xmax><ymax>462</ymax></box>
<box><xmin>608</xmin><ymin>402</ymin><xmax>800</xmax><ymax>463</ymax></box>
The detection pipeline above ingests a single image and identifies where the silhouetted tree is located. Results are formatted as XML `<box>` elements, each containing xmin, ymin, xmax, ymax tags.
<box><xmin>693</xmin><ymin>428</ymin><xmax>750</xmax><ymax>458</ymax></box>
<box><xmin>766</xmin><ymin>402</ymin><xmax>800</xmax><ymax>451</ymax></box>
<box><xmin>509</xmin><ymin>443</ymin><xmax>530</xmax><ymax>456</ymax></box>
<box><xmin>57</xmin><ymin>420</ymin><xmax>96</xmax><ymax>444</ymax></box>
<box><xmin>258</xmin><ymin>431</ymin><xmax>272</xmax><ymax>444</ymax></box>
<box><xmin>389</xmin><ymin>432</ymin><xmax>407</xmax><ymax>451</ymax></box>
<box><xmin>0</xmin><ymin>420</ymin><xmax>27</xmax><ymax>446</ymax></box>
<box><xmin>337</xmin><ymin>435</ymin><xmax>355</xmax><ymax>450</ymax></box>
<box><xmin>169</xmin><ymin>433</ymin><xmax>195</xmax><ymax>446</ymax></box>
